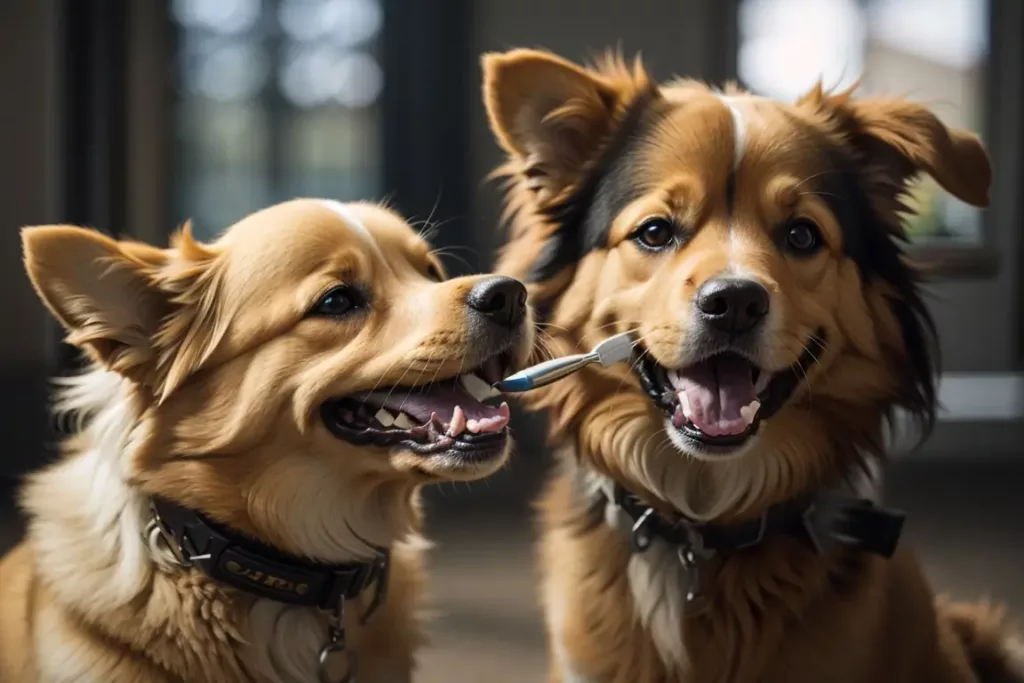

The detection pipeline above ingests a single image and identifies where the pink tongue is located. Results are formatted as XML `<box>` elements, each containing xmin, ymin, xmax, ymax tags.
<box><xmin>673</xmin><ymin>355</ymin><xmax>757</xmax><ymax>436</ymax></box>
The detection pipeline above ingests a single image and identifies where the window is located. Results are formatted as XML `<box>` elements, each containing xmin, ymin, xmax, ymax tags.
<box><xmin>171</xmin><ymin>0</ymin><xmax>384</xmax><ymax>239</ymax></box>
<box><xmin>737</xmin><ymin>0</ymin><xmax>989</xmax><ymax>245</ymax></box>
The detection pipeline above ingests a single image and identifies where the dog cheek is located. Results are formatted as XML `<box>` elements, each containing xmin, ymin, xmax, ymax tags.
<box><xmin>834</xmin><ymin>259</ymin><xmax>881</xmax><ymax>361</ymax></box>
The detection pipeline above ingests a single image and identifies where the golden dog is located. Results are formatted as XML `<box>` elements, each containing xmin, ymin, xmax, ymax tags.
<box><xmin>0</xmin><ymin>199</ymin><xmax>532</xmax><ymax>682</ymax></box>
<box><xmin>482</xmin><ymin>48</ymin><xmax>1023</xmax><ymax>683</ymax></box>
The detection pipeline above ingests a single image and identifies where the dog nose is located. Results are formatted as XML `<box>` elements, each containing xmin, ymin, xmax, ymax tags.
<box><xmin>467</xmin><ymin>276</ymin><xmax>527</xmax><ymax>328</ymax></box>
<box><xmin>695</xmin><ymin>277</ymin><xmax>770</xmax><ymax>334</ymax></box>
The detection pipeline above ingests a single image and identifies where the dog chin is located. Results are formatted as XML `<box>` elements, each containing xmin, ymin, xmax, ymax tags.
<box><xmin>390</xmin><ymin>433</ymin><xmax>512</xmax><ymax>481</ymax></box>
<box><xmin>663</xmin><ymin>417</ymin><xmax>759</xmax><ymax>462</ymax></box>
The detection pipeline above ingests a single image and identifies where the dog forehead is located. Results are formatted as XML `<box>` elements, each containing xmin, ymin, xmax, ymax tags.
<box><xmin>217</xmin><ymin>199</ymin><xmax>371</xmax><ymax>250</ymax></box>
<box><xmin>635</xmin><ymin>94</ymin><xmax>737</xmax><ymax>188</ymax></box>
<box><xmin>205</xmin><ymin>200</ymin><xmax>374</xmax><ymax>287</ymax></box>
<box><xmin>637</xmin><ymin>95</ymin><xmax>827</xmax><ymax>202</ymax></box>
<box><xmin>211</xmin><ymin>200</ymin><xmax>428</xmax><ymax>290</ymax></box>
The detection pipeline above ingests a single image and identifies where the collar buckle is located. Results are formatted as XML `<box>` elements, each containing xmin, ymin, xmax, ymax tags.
<box><xmin>144</xmin><ymin>500</ymin><xmax>194</xmax><ymax>568</ymax></box>
<box><xmin>318</xmin><ymin>596</ymin><xmax>357</xmax><ymax>683</ymax></box>
<box><xmin>630</xmin><ymin>507</ymin><xmax>657</xmax><ymax>552</ymax></box>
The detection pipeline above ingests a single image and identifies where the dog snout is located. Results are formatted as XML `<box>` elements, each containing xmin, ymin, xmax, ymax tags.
<box><xmin>467</xmin><ymin>276</ymin><xmax>527</xmax><ymax>329</ymax></box>
<box><xmin>695</xmin><ymin>277</ymin><xmax>770</xmax><ymax>335</ymax></box>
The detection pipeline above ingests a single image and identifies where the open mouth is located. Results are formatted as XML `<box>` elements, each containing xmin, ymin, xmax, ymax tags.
<box><xmin>635</xmin><ymin>332</ymin><xmax>825</xmax><ymax>454</ymax></box>
<box><xmin>321</xmin><ymin>352</ymin><xmax>513</xmax><ymax>463</ymax></box>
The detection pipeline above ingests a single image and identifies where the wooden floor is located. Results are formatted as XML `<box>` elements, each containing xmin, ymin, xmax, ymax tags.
<box><xmin>2</xmin><ymin>457</ymin><xmax>1022</xmax><ymax>682</ymax></box>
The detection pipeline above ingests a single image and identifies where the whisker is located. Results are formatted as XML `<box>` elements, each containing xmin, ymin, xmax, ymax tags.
<box><xmin>431</xmin><ymin>250</ymin><xmax>475</xmax><ymax>273</ymax></box>
<box><xmin>358</xmin><ymin>354</ymin><xmax>410</xmax><ymax>409</ymax></box>
<box><xmin>611</xmin><ymin>337</ymin><xmax>651</xmax><ymax>394</ymax></box>
<box><xmin>431</xmin><ymin>244</ymin><xmax>482</xmax><ymax>257</ymax></box>
<box><xmin>417</xmin><ymin>189</ymin><xmax>444</xmax><ymax>240</ymax></box>
<box><xmin>381</xmin><ymin>364</ymin><xmax>415</xmax><ymax>414</ymax></box>
<box><xmin>791</xmin><ymin>170</ymin><xmax>838</xmax><ymax>192</ymax></box>
<box><xmin>535</xmin><ymin>321</ymin><xmax>571</xmax><ymax>335</ymax></box>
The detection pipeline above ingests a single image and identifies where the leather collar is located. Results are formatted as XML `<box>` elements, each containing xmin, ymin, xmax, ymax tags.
<box><xmin>606</xmin><ymin>481</ymin><xmax>905</xmax><ymax>560</ymax></box>
<box><xmin>147</xmin><ymin>496</ymin><xmax>388</xmax><ymax>615</ymax></box>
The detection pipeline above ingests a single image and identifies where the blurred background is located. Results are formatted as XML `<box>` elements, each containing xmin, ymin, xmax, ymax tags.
<box><xmin>0</xmin><ymin>0</ymin><xmax>1021</xmax><ymax>680</ymax></box>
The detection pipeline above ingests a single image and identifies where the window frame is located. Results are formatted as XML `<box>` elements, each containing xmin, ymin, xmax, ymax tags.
<box><xmin>725</xmin><ymin>0</ymin><xmax>1017</xmax><ymax>281</ymax></box>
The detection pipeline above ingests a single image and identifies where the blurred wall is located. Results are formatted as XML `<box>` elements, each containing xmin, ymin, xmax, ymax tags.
<box><xmin>0</xmin><ymin>1</ymin><xmax>61</xmax><ymax>478</ymax></box>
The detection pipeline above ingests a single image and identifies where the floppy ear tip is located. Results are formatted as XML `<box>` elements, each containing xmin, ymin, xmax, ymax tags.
<box><xmin>946</xmin><ymin>131</ymin><xmax>992</xmax><ymax>208</ymax></box>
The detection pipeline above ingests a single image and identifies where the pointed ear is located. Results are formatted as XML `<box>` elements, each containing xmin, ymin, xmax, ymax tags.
<box><xmin>482</xmin><ymin>49</ymin><xmax>647</xmax><ymax>195</ymax></box>
<box><xmin>22</xmin><ymin>225</ymin><xmax>223</xmax><ymax>397</ymax></box>
<box><xmin>801</xmin><ymin>87</ymin><xmax>991</xmax><ymax>208</ymax></box>
<box><xmin>23</xmin><ymin>225</ymin><xmax>170</xmax><ymax>378</ymax></box>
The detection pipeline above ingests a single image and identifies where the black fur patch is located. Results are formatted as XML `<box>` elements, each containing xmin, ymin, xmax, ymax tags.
<box><xmin>527</xmin><ymin>85</ymin><xmax>665</xmax><ymax>283</ymax></box>
<box><xmin>812</xmin><ymin>141</ymin><xmax>939</xmax><ymax>434</ymax></box>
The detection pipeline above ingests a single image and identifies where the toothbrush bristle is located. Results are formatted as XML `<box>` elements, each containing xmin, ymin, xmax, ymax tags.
<box><xmin>593</xmin><ymin>333</ymin><xmax>634</xmax><ymax>366</ymax></box>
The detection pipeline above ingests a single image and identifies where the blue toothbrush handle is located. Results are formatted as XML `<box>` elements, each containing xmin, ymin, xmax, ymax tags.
<box><xmin>494</xmin><ymin>354</ymin><xmax>594</xmax><ymax>392</ymax></box>
<box><xmin>492</xmin><ymin>372</ymin><xmax>537</xmax><ymax>392</ymax></box>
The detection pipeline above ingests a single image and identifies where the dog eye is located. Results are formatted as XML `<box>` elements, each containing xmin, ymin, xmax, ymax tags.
<box><xmin>631</xmin><ymin>218</ymin><xmax>676</xmax><ymax>252</ymax></box>
<box><xmin>783</xmin><ymin>220</ymin><xmax>822</xmax><ymax>255</ymax></box>
<box><xmin>311</xmin><ymin>286</ymin><xmax>364</xmax><ymax>317</ymax></box>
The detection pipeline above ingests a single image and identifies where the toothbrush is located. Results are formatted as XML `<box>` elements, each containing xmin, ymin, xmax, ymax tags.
<box><xmin>494</xmin><ymin>332</ymin><xmax>634</xmax><ymax>393</ymax></box>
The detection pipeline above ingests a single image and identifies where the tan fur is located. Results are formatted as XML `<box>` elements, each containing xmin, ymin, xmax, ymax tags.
<box><xmin>0</xmin><ymin>199</ymin><xmax>533</xmax><ymax>682</ymax></box>
<box><xmin>483</xmin><ymin>49</ymin><xmax>1022</xmax><ymax>683</ymax></box>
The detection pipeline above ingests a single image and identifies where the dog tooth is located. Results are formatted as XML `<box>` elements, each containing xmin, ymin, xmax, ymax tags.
<box><xmin>448</xmin><ymin>406</ymin><xmax>467</xmax><ymax>437</ymax></box>
<box><xmin>678</xmin><ymin>391</ymin><xmax>692</xmax><ymax>419</ymax></box>
<box><xmin>754</xmin><ymin>371</ymin><xmax>772</xmax><ymax>394</ymax></box>
<box><xmin>460</xmin><ymin>373</ymin><xmax>495</xmax><ymax>402</ymax></box>
<box><xmin>393</xmin><ymin>413</ymin><xmax>414</xmax><ymax>429</ymax></box>
<box><xmin>739</xmin><ymin>400</ymin><xmax>761</xmax><ymax>425</ymax></box>
<box><xmin>466</xmin><ymin>418</ymin><xmax>480</xmax><ymax>434</ymax></box>
<box><xmin>374</xmin><ymin>408</ymin><xmax>395</xmax><ymax>427</ymax></box>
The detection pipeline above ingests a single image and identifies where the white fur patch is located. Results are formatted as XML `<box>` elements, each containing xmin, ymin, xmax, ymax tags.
<box><xmin>717</xmin><ymin>95</ymin><xmax>746</xmax><ymax>171</ymax></box>
<box><xmin>545</xmin><ymin>587</ymin><xmax>595</xmax><ymax>683</ymax></box>
<box><xmin>28</xmin><ymin>371</ymin><xmax>165</xmax><ymax>611</ymax></box>
<box><xmin>602</xmin><ymin>487</ymin><xmax>692</xmax><ymax>673</ymax></box>
<box><xmin>320</xmin><ymin>199</ymin><xmax>374</xmax><ymax>243</ymax></box>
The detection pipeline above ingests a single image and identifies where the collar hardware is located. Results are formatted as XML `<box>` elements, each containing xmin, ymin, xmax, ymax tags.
<box><xmin>606</xmin><ymin>481</ymin><xmax>905</xmax><ymax>609</ymax></box>
<box><xmin>145</xmin><ymin>497</ymin><xmax>388</xmax><ymax>683</ymax></box>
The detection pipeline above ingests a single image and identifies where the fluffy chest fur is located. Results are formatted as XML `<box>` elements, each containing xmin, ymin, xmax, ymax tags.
<box><xmin>537</xmin><ymin>453</ymin><xmax>953</xmax><ymax>683</ymax></box>
<box><xmin>1</xmin><ymin>370</ymin><xmax>421</xmax><ymax>683</ymax></box>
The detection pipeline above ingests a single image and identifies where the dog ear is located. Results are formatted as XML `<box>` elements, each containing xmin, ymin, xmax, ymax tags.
<box><xmin>23</xmin><ymin>223</ymin><xmax>223</xmax><ymax>398</ymax></box>
<box><xmin>799</xmin><ymin>85</ymin><xmax>991</xmax><ymax>209</ymax></box>
<box><xmin>482</xmin><ymin>48</ymin><xmax>648</xmax><ymax>201</ymax></box>
<box><xmin>23</xmin><ymin>225</ymin><xmax>170</xmax><ymax>378</ymax></box>
<box><xmin>483</xmin><ymin>50</ymin><xmax>652</xmax><ymax>316</ymax></box>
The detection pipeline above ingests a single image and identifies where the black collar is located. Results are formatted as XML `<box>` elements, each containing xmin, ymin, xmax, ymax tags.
<box><xmin>607</xmin><ymin>482</ymin><xmax>905</xmax><ymax>561</ymax></box>
<box><xmin>148</xmin><ymin>497</ymin><xmax>388</xmax><ymax>615</ymax></box>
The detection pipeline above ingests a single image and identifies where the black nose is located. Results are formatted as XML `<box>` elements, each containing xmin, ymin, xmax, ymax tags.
<box><xmin>467</xmin><ymin>276</ymin><xmax>527</xmax><ymax>328</ymax></box>
<box><xmin>695</xmin><ymin>277</ymin><xmax>770</xmax><ymax>334</ymax></box>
